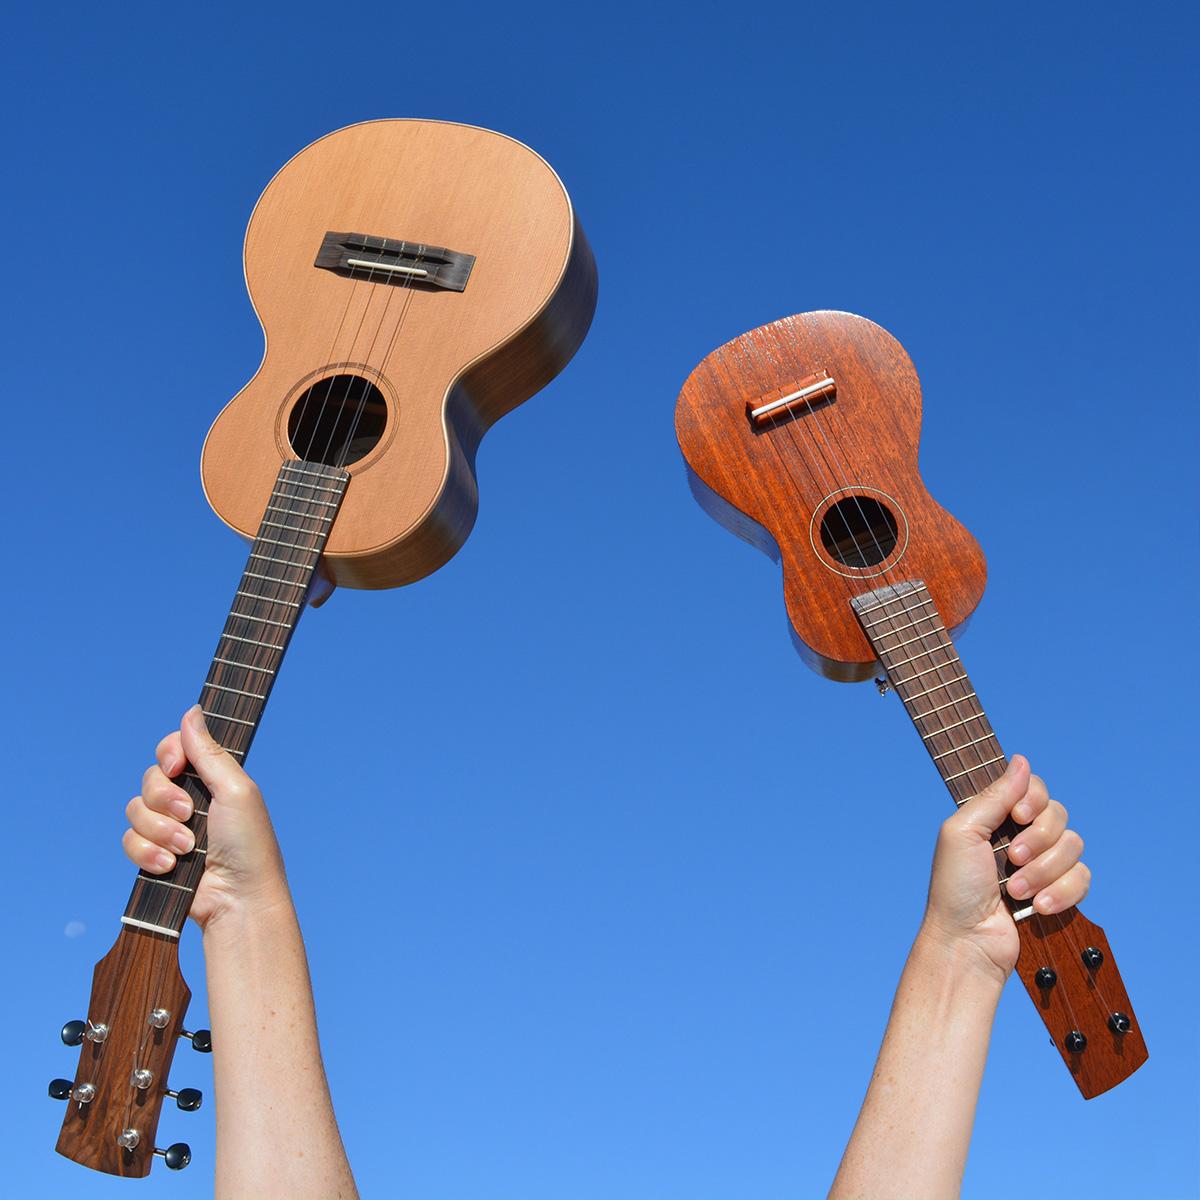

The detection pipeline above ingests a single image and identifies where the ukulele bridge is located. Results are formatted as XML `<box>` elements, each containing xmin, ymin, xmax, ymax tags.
<box><xmin>746</xmin><ymin>371</ymin><xmax>836</xmax><ymax>427</ymax></box>
<box><xmin>315</xmin><ymin>231</ymin><xmax>476</xmax><ymax>292</ymax></box>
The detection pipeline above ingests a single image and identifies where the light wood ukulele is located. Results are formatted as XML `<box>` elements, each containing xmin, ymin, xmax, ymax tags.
<box><xmin>674</xmin><ymin>310</ymin><xmax>1146</xmax><ymax>1099</ymax></box>
<box><xmin>50</xmin><ymin>118</ymin><xmax>597</xmax><ymax>1176</ymax></box>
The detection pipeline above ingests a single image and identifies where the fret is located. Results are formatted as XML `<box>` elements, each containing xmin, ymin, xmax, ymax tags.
<box><xmin>260</xmin><ymin>517</ymin><xmax>327</xmax><ymax>534</ymax></box>
<box><xmin>243</xmin><ymin>569</ymin><xmax>309</xmax><ymax>588</ymax></box>
<box><xmin>227</xmin><ymin>611</ymin><xmax>292</xmax><ymax>629</ymax></box>
<box><xmin>203</xmin><ymin>681</ymin><xmax>268</xmax><ymax>701</ymax></box>
<box><xmin>280</xmin><ymin>460</ymin><xmax>334</xmax><ymax>476</ymax></box>
<box><xmin>897</xmin><ymin>672</ymin><xmax>970</xmax><ymax>701</ymax></box>
<box><xmin>249</xmin><ymin>551</ymin><xmax>311</xmax><ymax>569</ymax></box>
<box><xmin>875</xmin><ymin>623</ymin><xmax>948</xmax><ymax>653</ymax></box>
<box><xmin>255</xmin><ymin>533</ymin><xmax>320</xmax><ymax>552</ymax></box>
<box><xmin>860</xmin><ymin>595</ymin><xmax>935</xmax><ymax>628</ymax></box>
<box><xmin>201</xmin><ymin>709</ymin><xmax>258</xmax><ymax>728</ymax></box>
<box><xmin>943</xmin><ymin>753</ymin><xmax>1007</xmax><ymax>782</ymax></box>
<box><xmin>265</xmin><ymin>503</ymin><xmax>333</xmax><ymax>522</ymax></box>
<box><xmin>919</xmin><ymin>709</ymin><xmax>985</xmax><ymax>739</ymax></box>
<box><xmin>870</xmin><ymin>611</ymin><xmax>942</xmax><ymax>637</ymax></box>
<box><xmin>219</xmin><ymin>632</ymin><xmax>285</xmax><ymax>650</ymax></box>
<box><xmin>213</xmin><ymin>655</ymin><xmax>276</xmax><ymax>674</ymax></box>
<box><xmin>235</xmin><ymin>589</ymin><xmax>301</xmax><ymax>609</ymax></box>
<box><xmin>886</xmin><ymin>643</ymin><xmax>959</xmax><ymax>671</ymax></box>
<box><xmin>852</xmin><ymin>585</ymin><xmax>926</xmax><ymax>616</ymax></box>
<box><xmin>274</xmin><ymin>478</ymin><xmax>344</xmax><ymax>495</ymax></box>
<box><xmin>914</xmin><ymin>692</ymin><xmax>978</xmax><ymax>721</ymax></box>
<box><xmin>270</xmin><ymin>488</ymin><xmax>339</xmax><ymax>507</ymax></box>
<box><xmin>931</xmin><ymin>731</ymin><xmax>1000</xmax><ymax>761</ymax></box>
<box><xmin>137</xmin><ymin>874</ymin><xmax>195</xmax><ymax>893</ymax></box>
<box><xmin>890</xmin><ymin>659</ymin><xmax>962</xmax><ymax>687</ymax></box>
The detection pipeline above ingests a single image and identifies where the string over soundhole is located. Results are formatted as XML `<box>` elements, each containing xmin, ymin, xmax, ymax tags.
<box><xmin>287</xmin><ymin>374</ymin><xmax>387</xmax><ymax>467</ymax></box>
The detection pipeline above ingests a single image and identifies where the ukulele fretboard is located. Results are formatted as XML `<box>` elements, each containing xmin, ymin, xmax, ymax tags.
<box><xmin>121</xmin><ymin>461</ymin><xmax>350</xmax><ymax>937</ymax></box>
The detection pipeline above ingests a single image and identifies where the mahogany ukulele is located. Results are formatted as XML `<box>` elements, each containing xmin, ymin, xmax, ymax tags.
<box><xmin>50</xmin><ymin>118</ymin><xmax>597</xmax><ymax>1176</ymax></box>
<box><xmin>674</xmin><ymin>310</ymin><xmax>1146</xmax><ymax>1099</ymax></box>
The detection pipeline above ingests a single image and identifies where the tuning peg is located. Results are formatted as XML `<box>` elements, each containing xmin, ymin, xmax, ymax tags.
<box><xmin>180</xmin><ymin>1028</ymin><xmax>212</xmax><ymax>1053</ymax></box>
<box><xmin>60</xmin><ymin>1020</ymin><xmax>86</xmax><ymax>1046</ymax></box>
<box><xmin>154</xmin><ymin>1142</ymin><xmax>191</xmax><ymax>1170</ymax></box>
<box><xmin>166</xmin><ymin>1087</ymin><xmax>203</xmax><ymax>1111</ymax></box>
<box><xmin>48</xmin><ymin>1078</ymin><xmax>73</xmax><ymax>1100</ymax></box>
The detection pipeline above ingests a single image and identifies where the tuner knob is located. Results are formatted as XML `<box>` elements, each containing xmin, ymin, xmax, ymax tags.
<box><xmin>149</xmin><ymin>1007</ymin><xmax>172</xmax><ymax>1029</ymax></box>
<box><xmin>1035</xmin><ymin>967</ymin><xmax>1057</xmax><ymax>989</ymax></box>
<box><xmin>167</xmin><ymin>1087</ymin><xmax>203</xmax><ymax>1111</ymax></box>
<box><xmin>1064</xmin><ymin>1030</ymin><xmax>1088</xmax><ymax>1052</ymax></box>
<box><xmin>181</xmin><ymin>1028</ymin><xmax>212</xmax><ymax>1053</ymax></box>
<box><xmin>85</xmin><ymin>1021</ymin><xmax>109</xmax><ymax>1043</ymax></box>
<box><xmin>117</xmin><ymin>1128</ymin><xmax>140</xmax><ymax>1151</ymax></box>
<box><xmin>60</xmin><ymin>1019</ymin><xmax>86</xmax><ymax>1046</ymax></box>
<box><xmin>1108</xmin><ymin>1012</ymin><xmax>1132</xmax><ymax>1035</ymax></box>
<box><xmin>1081</xmin><ymin>946</ymin><xmax>1104</xmax><ymax>969</ymax></box>
<box><xmin>130</xmin><ymin>1068</ymin><xmax>155</xmax><ymax>1090</ymax></box>
<box><xmin>48</xmin><ymin>1078</ymin><xmax>73</xmax><ymax>1100</ymax></box>
<box><xmin>71</xmin><ymin>1082</ymin><xmax>97</xmax><ymax>1104</ymax></box>
<box><xmin>155</xmin><ymin>1142</ymin><xmax>192</xmax><ymax>1170</ymax></box>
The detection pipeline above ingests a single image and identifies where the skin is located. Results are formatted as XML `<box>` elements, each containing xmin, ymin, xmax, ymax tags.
<box><xmin>125</xmin><ymin>722</ymin><xmax>1085</xmax><ymax>1200</ymax></box>
<box><xmin>123</xmin><ymin>706</ymin><xmax>358</xmax><ymax>1200</ymax></box>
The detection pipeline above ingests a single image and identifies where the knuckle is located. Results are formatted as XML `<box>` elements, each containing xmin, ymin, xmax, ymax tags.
<box><xmin>125</xmin><ymin>795</ymin><xmax>141</xmax><ymax>822</ymax></box>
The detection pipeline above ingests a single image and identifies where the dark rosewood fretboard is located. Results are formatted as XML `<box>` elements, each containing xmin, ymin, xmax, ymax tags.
<box><xmin>121</xmin><ymin>460</ymin><xmax>349</xmax><ymax>937</ymax></box>
<box><xmin>850</xmin><ymin>580</ymin><xmax>1147</xmax><ymax>1099</ymax></box>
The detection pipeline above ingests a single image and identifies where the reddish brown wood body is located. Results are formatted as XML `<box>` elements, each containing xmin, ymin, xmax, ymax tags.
<box><xmin>675</xmin><ymin>311</ymin><xmax>986</xmax><ymax>679</ymax></box>
<box><xmin>56</xmin><ymin>929</ymin><xmax>191</xmax><ymax>1176</ymax></box>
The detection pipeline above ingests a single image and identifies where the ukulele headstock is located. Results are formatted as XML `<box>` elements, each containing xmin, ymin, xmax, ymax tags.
<box><xmin>675</xmin><ymin>311</ymin><xmax>987</xmax><ymax>679</ymax></box>
<box><xmin>52</xmin><ymin>927</ymin><xmax>206</xmax><ymax>1176</ymax></box>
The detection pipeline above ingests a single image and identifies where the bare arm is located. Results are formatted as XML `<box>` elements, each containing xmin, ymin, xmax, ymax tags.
<box><xmin>123</xmin><ymin>706</ymin><xmax>358</xmax><ymax>1200</ymax></box>
<box><xmin>829</xmin><ymin>756</ymin><xmax>1090</xmax><ymax>1199</ymax></box>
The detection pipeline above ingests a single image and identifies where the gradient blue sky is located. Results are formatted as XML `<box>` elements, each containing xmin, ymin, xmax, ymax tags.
<box><xmin>4</xmin><ymin>2</ymin><xmax>1197</xmax><ymax>1197</ymax></box>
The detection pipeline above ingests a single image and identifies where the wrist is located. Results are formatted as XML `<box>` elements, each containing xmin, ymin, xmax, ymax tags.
<box><xmin>200</xmin><ymin>876</ymin><xmax>296</xmax><ymax>941</ymax></box>
<box><xmin>913</xmin><ymin>920</ymin><xmax>1010</xmax><ymax>993</ymax></box>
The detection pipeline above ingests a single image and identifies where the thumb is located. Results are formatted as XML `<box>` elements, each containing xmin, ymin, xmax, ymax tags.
<box><xmin>180</xmin><ymin>705</ymin><xmax>249</xmax><ymax>798</ymax></box>
<box><xmin>950</xmin><ymin>755</ymin><xmax>1030</xmax><ymax>840</ymax></box>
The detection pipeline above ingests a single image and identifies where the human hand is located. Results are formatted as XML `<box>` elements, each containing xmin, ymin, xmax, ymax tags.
<box><xmin>919</xmin><ymin>755</ymin><xmax>1090</xmax><ymax>982</ymax></box>
<box><xmin>121</xmin><ymin>705</ymin><xmax>288</xmax><ymax>931</ymax></box>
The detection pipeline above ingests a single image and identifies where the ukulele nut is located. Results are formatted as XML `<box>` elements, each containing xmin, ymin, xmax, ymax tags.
<box><xmin>117</xmin><ymin>1128</ymin><xmax>141</xmax><ymax>1151</ymax></box>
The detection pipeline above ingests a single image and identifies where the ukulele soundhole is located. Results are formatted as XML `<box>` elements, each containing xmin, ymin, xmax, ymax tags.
<box><xmin>287</xmin><ymin>374</ymin><xmax>387</xmax><ymax>467</ymax></box>
<box><xmin>819</xmin><ymin>496</ymin><xmax>899</xmax><ymax>568</ymax></box>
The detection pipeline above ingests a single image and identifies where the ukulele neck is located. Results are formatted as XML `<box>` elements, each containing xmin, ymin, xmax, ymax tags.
<box><xmin>120</xmin><ymin>460</ymin><xmax>350</xmax><ymax>939</ymax></box>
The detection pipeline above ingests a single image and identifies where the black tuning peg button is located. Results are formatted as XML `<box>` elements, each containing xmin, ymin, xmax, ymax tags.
<box><xmin>155</xmin><ymin>1142</ymin><xmax>192</xmax><ymax>1171</ymax></box>
<box><xmin>1081</xmin><ymin>946</ymin><xmax>1104</xmax><ymax>969</ymax></box>
<box><xmin>60</xmin><ymin>1020</ymin><xmax>86</xmax><ymax>1046</ymax></box>
<box><xmin>1108</xmin><ymin>1012</ymin><xmax>1132</xmax><ymax>1035</ymax></box>
<box><xmin>48</xmin><ymin>1078</ymin><xmax>73</xmax><ymax>1100</ymax></box>
<box><xmin>1064</xmin><ymin>1030</ymin><xmax>1088</xmax><ymax>1052</ymax></box>
<box><xmin>181</xmin><ymin>1028</ymin><xmax>212</xmax><ymax>1053</ymax></box>
<box><xmin>1035</xmin><ymin>967</ymin><xmax>1057</xmax><ymax>989</ymax></box>
<box><xmin>168</xmin><ymin>1087</ymin><xmax>203</xmax><ymax>1111</ymax></box>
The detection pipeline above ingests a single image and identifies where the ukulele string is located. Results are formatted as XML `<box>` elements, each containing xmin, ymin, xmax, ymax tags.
<box><xmin>749</xmin><ymin>326</ymin><xmax>1089</xmax><ymax>1019</ymax></box>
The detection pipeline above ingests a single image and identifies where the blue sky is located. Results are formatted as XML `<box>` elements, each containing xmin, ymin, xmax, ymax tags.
<box><xmin>4</xmin><ymin>1</ymin><xmax>1197</xmax><ymax>1196</ymax></box>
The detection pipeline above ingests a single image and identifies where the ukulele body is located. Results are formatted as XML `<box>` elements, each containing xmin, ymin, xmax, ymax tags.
<box><xmin>675</xmin><ymin>310</ymin><xmax>985</xmax><ymax>679</ymax></box>
<box><xmin>202</xmin><ymin>118</ymin><xmax>597</xmax><ymax>588</ymax></box>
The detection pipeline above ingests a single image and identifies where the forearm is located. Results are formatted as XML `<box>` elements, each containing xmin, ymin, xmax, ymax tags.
<box><xmin>829</xmin><ymin>929</ymin><xmax>1004</xmax><ymax>1200</ymax></box>
<box><xmin>203</xmin><ymin>889</ymin><xmax>358</xmax><ymax>1200</ymax></box>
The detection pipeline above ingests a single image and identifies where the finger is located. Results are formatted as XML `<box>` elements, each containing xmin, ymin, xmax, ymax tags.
<box><xmin>125</xmin><ymin>795</ymin><xmax>195</xmax><ymax>856</ymax></box>
<box><xmin>1006</xmin><ymin>828</ymin><xmax>1084</xmax><ymax>901</ymax></box>
<box><xmin>180</xmin><ymin>706</ymin><xmax>249</xmax><ymax>799</ymax></box>
<box><xmin>1007</xmin><ymin>798</ymin><xmax>1067</xmax><ymax>866</ymax></box>
<box><xmin>1013</xmin><ymin>772</ymin><xmax>1049</xmax><ymax>825</ymax></box>
<box><xmin>122</xmin><ymin>828</ymin><xmax>176</xmax><ymax>874</ymax></box>
<box><xmin>142</xmin><ymin>765</ymin><xmax>194</xmax><ymax>822</ymax></box>
<box><xmin>948</xmin><ymin>755</ymin><xmax>1031</xmax><ymax>839</ymax></box>
<box><xmin>156</xmin><ymin>731</ymin><xmax>185</xmax><ymax>777</ymax></box>
<box><xmin>1029</xmin><ymin>860</ymin><xmax>1091</xmax><ymax>915</ymax></box>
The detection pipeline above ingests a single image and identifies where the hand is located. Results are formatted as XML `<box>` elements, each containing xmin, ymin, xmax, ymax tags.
<box><xmin>919</xmin><ymin>755</ymin><xmax>1090</xmax><ymax>982</ymax></box>
<box><xmin>122</xmin><ymin>705</ymin><xmax>289</xmax><ymax>930</ymax></box>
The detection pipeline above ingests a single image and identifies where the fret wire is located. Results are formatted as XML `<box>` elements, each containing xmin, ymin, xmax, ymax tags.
<box><xmin>242</xmin><ymin>569</ymin><xmax>309</xmax><ymax>589</ymax></box>
<box><xmin>919</xmin><ymin>710</ymin><xmax>986</xmax><ymax>740</ymax></box>
<box><xmin>254</xmin><ymin>533</ymin><xmax>321</xmax><ymax>553</ymax></box>
<box><xmin>943</xmin><ymin>754</ymin><xmax>1008</xmax><ymax>782</ymax></box>
<box><xmin>227</xmin><ymin>611</ymin><xmax>293</xmax><ymax>629</ymax></box>
<box><xmin>249</xmin><ymin>551</ymin><xmax>312</xmax><ymax>570</ymax></box>
<box><xmin>885</xmin><ymin>642</ymin><xmax>960</xmax><ymax>671</ymax></box>
<box><xmin>912</xmin><ymin>691</ymin><xmax>979</xmax><ymax>721</ymax></box>
<box><xmin>871</xmin><ymin>611</ymin><xmax>943</xmax><ymax>637</ymax></box>
<box><xmin>860</xmin><ymin>595</ymin><xmax>935</xmax><ymax>628</ymax></box>
<box><xmin>203</xmin><ymin>680</ymin><xmax>268</xmax><ymax>701</ymax></box>
<box><xmin>265</xmin><ymin>503</ymin><xmax>333</xmax><ymax>522</ymax></box>
<box><xmin>876</xmin><ymin>623</ymin><xmax>948</xmax><ymax>653</ymax></box>
<box><xmin>219</xmin><ymin>632</ymin><xmax>285</xmax><ymax>650</ymax></box>
<box><xmin>930</xmin><ymin>730</ymin><xmax>1000</xmax><ymax>761</ymax></box>
<box><xmin>235</xmin><ymin>589</ymin><xmax>301</xmax><ymax>608</ymax></box>
<box><xmin>895</xmin><ymin>672</ymin><xmax>970</xmax><ymax>701</ymax></box>
<box><xmin>260</xmin><ymin>517</ymin><xmax>327</xmax><ymax>534</ymax></box>
<box><xmin>212</xmin><ymin>655</ymin><xmax>276</xmax><ymax>674</ymax></box>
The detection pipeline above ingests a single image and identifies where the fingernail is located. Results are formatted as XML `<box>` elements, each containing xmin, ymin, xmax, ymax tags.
<box><xmin>1035</xmin><ymin>893</ymin><xmax>1055</xmax><ymax>912</ymax></box>
<box><xmin>1007</xmin><ymin>875</ymin><xmax>1029</xmax><ymax>899</ymax></box>
<box><xmin>153</xmin><ymin>851</ymin><xmax>174</xmax><ymax>871</ymax></box>
<box><xmin>186</xmin><ymin>704</ymin><xmax>208</xmax><ymax>733</ymax></box>
<box><xmin>171</xmin><ymin>829</ymin><xmax>195</xmax><ymax>854</ymax></box>
<box><xmin>169</xmin><ymin>798</ymin><xmax>193</xmax><ymax>821</ymax></box>
<box><xmin>1014</xmin><ymin>803</ymin><xmax>1031</xmax><ymax>822</ymax></box>
<box><xmin>1008</xmin><ymin>843</ymin><xmax>1029</xmax><ymax>864</ymax></box>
